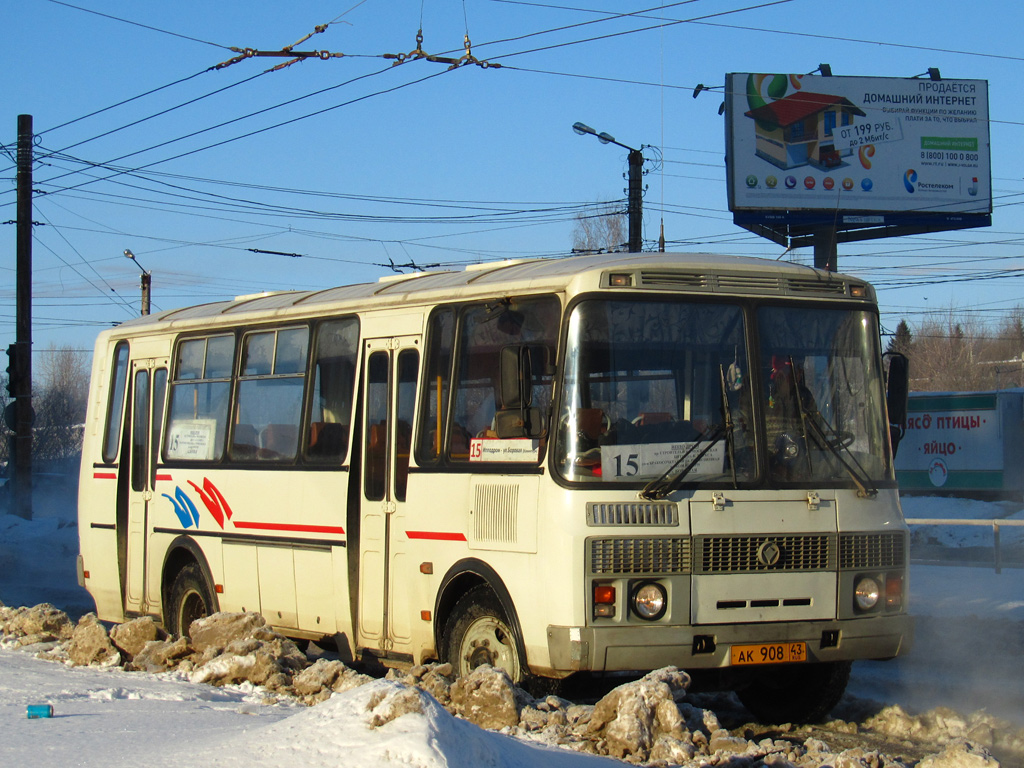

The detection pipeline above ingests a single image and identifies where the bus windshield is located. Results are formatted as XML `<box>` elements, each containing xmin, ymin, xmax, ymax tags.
<box><xmin>555</xmin><ymin>299</ymin><xmax>753</xmax><ymax>485</ymax></box>
<box><xmin>758</xmin><ymin>304</ymin><xmax>889</xmax><ymax>488</ymax></box>
<box><xmin>555</xmin><ymin>299</ymin><xmax>890</xmax><ymax>488</ymax></box>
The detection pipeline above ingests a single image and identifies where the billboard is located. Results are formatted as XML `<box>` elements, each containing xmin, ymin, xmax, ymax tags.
<box><xmin>725</xmin><ymin>73</ymin><xmax>991</xmax><ymax>218</ymax></box>
<box><xmin>893</xmin><ymin>391</ymin><xmax>1024</xmax><ymax>497</ymax></box>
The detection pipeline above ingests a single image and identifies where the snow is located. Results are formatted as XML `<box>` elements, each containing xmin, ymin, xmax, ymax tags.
<box><xmin>2</xmin><ymin>490</ymin><xmax>1023</xmax><ymax>766</ymax></box>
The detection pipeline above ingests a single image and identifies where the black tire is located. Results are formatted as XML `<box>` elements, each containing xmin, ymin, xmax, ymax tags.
<box><xmin>166</xmin><ymin>562</ymin><xmax>216</xmax><ymax>639</ymax></box>
<box><xmin>443</xmin><ymin>586</ymin><xmax>525</xmax><ymax>684</ymax></box>
<box><xmin>736</xmin><ymin>660</ymin><xmax>851</xmax><ymax>724</ymax></box>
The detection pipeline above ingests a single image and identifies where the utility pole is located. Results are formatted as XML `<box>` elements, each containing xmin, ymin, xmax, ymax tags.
<box><xmin>573</xmin><ymin>122</ymin><xmax>646</xmax><ymax>253</ymax></box>
<box><xmin>626</xmin><ymin>149</ymin><xmax>643</xmax><ymax>253</ymax></box>
<box><xmin>10</xmin><ymin>115</ymin><xmax>34</xmax><ymax>520</ymax></box>
<box><xmin>125</xmin><ymin>249</ymin><xmax>151</xmax><ymax>316</ymax></box>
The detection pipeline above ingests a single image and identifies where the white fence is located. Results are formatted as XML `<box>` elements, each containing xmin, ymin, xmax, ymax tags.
<box><xmin>905</xmin><ymin>518</ymin><xmax>1024</xmax><ymax>573</ymax></box>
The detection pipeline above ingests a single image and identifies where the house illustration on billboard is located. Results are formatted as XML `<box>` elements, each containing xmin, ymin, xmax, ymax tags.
<box><xmin>744</xmin><ymin>91</ymin><xmax>866</xmax><ymax>171</ymax></box>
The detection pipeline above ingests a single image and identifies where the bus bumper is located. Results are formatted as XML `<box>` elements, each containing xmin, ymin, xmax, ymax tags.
<box><xmin>545</xmin><ymin>614</ymin><xmax>914</xmax><ymax>673</ymax></box>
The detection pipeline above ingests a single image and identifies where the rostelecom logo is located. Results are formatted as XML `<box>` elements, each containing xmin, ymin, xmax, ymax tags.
<box><xmin>903</xmin><ymin>168</ymin><xmax>918</xmax><ymax>193</ymax></box>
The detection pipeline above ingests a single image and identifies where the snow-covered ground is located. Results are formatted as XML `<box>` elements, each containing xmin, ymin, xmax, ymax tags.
<box><xmin>1</xmin><ymin>490</ymin><xmax>1023</xmax><ymax>766</ymax></box>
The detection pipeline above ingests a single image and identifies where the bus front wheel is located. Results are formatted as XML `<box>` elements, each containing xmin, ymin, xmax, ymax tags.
<box><xmin>444</xmin><ymin>586</ymin><xmax>524</xmax><ymax>684</ymax></box>
<box><xmin>736</xmin><ymin>660</ymin><xmax>851</xmax><ymax>724</ymax></box>
<box><xmin>166</xmin><ymin>562</ymin><xmax>214</xmax><ymax>639</ymax></box>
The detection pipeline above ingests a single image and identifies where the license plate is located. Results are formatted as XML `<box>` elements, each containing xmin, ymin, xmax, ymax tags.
<box><xmin>730</xmin><ymin>641</ymin><xmax>806</xmax><ymax>666</ymax></box>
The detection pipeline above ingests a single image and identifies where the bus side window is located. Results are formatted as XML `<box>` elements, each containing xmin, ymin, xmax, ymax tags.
<box><xmin>449</xmin><ymin>296</ymin><xmax>559</xmax><ymax>463</ymax></box>
<box><xmin>102</xmin><ymin>341</ymin><xmax>130</xmax><ymax>463</ymax></box>
<box><xmin>234</xmin><ymin>327</ymin><xmax>308</xmax><ymax>462</ymax></box>
<box><xmin>395</xmin><ymin>349</ymin><xmax>419</xmax><ymax>501</ymax></box>
<box><xmin>415</xmin><ymin>308</ymin><xmax>455</xmax><ymax>464</ymax></box>
<box><xmin>364</xmin><ymin>353</ymin><xmax>389</xmax><ymax>501</ymax></box>
<box><xmin>305</xmin><ymin>317</ymin><xmax>359</xmax><ymax>464</ymax></box>
<box><xmin>165</xmin><ymin>335</ymin><xmax>235</xmax><ymax>462</ymax></box>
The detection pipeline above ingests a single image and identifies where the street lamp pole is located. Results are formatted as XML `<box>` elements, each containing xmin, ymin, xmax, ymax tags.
<box><xmin>573</xmin><ymin>122</ymin><xmax>644</xmax><ymax>253</ymax></box>
<box><xmin>124</xmin><ymin>249</ymin><xmax>151</xmax><ymax>316</ymax></box>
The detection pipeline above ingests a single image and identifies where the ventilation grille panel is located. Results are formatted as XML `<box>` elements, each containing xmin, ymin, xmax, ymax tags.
<box><xmin>638</xmin><ymin>271</ymin><xmax>709</xmax><ymax>289</ymax></box>
<box><xmin>587</xmin><ymin>501</ymin><xmax>679</xmax><ymax>527</ymax></box>
<box><xmin>588</xmin><ymin>537</ymin><xmax>692</xmax><ymax>574</ymax></box>
<box><xmin>472</xmin><ymin>484</ymin><xmax>519</xmax><ymax>544</ymax></box>
<box><xmin>787</xmin><ymin>277</ymin><xmax>847</xmax><ymax>296</ymax></box>
<box><xmin>697</xmin><ymin>534</ymin><xmax>834</xmax><ymax>573</ymax></box>
<box><xmin>839</xmin><ymin>532</ymin><xmax>906</xmax><ymax>570</ymax></box>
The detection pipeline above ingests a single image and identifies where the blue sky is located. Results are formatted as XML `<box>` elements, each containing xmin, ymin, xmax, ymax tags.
<box><xmin>3</xmin><ymin>0</ymin><xmax>1023</xmax><ymax>362</ymax></box>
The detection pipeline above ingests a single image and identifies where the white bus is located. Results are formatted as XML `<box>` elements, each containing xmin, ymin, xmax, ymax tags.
<box><xmin>78</xmin><ymin>252</ymin><xmax>911</xmax><ymax>722</ymax></box>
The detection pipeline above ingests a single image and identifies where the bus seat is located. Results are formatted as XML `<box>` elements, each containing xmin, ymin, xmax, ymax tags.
<box><xmin>308</xmin><ymin>422</ymin><xmax>346</xmax><ymax>458</ymax></box>
<box><xmin>577</xmin><ymin>408</ymin><xmax>607</xmax><ymax>440</ymax></box>
<box><xmin>450</xmin><ymin>424</ymin><xmax>472</xmax><ymax>458</ymax></box>
<box><xmin>231</xmin><ymin>424</ymin><xmax>259</xmax><ymax>457</ymax></box>
<box><xmin>261</xmin><ymin>423</ymin><xmax>298</xmax><ymax>458</ymax></box>
<box><xmin>637</xmin><ymin>411</ymin><xmax>672</xmax><ymax>426</ymax></box>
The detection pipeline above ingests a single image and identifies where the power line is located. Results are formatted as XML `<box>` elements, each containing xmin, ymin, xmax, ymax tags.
<box><xmin>43</xmin><ymin>0</ymin><xmax>232</xmax><ymax>50</ymax></box>
<box><xmin>487</xmin><ymin>0</ymin><xmax>796</xmax><ymax>63</ymax></box>
<box><xmin>38</xmin><ymin>69</ymin><xmax>271</xmax><ymax>159</ymax></box>
<box><xmin>39</xmin><ymin>69</ymin><xmax>214</xmax><ymax>137</ymax></box>
<box><xmin>34</xmin><ymin>65</ymin><xmax>448</xmax><ymax>197</ymax></box>
<box><xmin>491</xmin><ymin>0</ymin><xmax>1024</xmax><ymax>63</ymax></box>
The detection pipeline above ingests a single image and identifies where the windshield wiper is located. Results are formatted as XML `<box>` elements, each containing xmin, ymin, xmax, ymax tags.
<box><xmin>803</xmin><ymin>410</ymin><xmax>878</xmax><ymax>497</ymax></box>
<box><xmin>640</xmin><ymin>423</ymin><xmax>725</xmax><ymax>501</ymax></box>
<box><xmin>718</xmin><ymin>364</ymin><xmax>738</xmax><ymax>489</ymax></box>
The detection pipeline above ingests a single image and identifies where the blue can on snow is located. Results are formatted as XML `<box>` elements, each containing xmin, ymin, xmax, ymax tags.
<box><xmin>26</xmin><ymin>704</ymin><xmax>53</xmax><ymax>719</ymax></box>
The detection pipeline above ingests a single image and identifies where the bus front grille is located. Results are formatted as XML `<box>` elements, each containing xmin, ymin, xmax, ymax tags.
<box><xmin>838</xmin><ymin>532</ymin><xmax>907</xmax><ymax>570</ymax></box>
<box><xmin>588</xmin><ymin>536</ymin><xmax>692</xmax><ymax>575</ymax></box>
<box><xmin>696</xmin><ymin>534</ymin><xmax>834</xmax><ymax>573</ymax></box>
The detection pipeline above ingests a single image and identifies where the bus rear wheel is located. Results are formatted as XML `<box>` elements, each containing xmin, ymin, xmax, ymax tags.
<box><xmin>444</xmin><ymin>586</ymin><xmax>524</xmax><ymax>684</ymax></box>
<box><xmin>736</xmin><ymin>660</ymin><xmax>851</xmax><ymax>724</ymax></box>
<box><xmin>166</xmin><ymin>563</ymin><xmax>215</xmax><ymax>639</ymax></box>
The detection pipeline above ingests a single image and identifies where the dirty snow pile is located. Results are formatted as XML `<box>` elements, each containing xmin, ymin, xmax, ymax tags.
<box><xmin>2</xmin><ymin>603</ymin><xmax>1023</xmax><ymax>768</ymax></box>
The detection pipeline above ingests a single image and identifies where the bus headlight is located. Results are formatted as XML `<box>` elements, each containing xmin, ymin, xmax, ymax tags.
<box><xmin>854</xmin><ymin>576</ymin><xmax>881</xmax><ymax>611</ymax></box>
<box><xmin>631</xmin><ymin>581</ymin><xmax>667</xmax><ymax>620</ymax></box>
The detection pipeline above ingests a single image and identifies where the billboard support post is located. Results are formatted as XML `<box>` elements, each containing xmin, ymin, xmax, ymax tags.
<box><xmin>813</xmin><ymin>227</ymin><xmax>837</xmax><ymax>272</ymax></box>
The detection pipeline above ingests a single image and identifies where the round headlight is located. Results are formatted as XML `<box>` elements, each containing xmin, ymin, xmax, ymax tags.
<box><xmin>854</xmin><ymin>576</ymin><xmax>881</xmax><ymax>611</ymax></box>
<box><xmin>632</xmin><ymin>582</ymin><xmax>667</xmax><ymax>620</ymax></box>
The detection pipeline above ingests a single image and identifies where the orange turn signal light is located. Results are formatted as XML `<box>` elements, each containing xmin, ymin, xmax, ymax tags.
<box><xmin>594</xmin><ymin>585</ymin><xmax>616</xmax><ymax>604</ymax></box>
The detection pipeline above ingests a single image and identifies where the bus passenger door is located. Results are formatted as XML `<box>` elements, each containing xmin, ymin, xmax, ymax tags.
<box><xmin>123</xmin><ymin>359</ymin><xmax>168</xmax><ymax>615</ymax></box>
<box><xmin>357</xmin><ymin>337</ymin><xmax>419</xmax><ymax>654</ymax></box>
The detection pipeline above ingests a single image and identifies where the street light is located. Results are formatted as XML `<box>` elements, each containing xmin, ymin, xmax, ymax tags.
<box><xmin>572</xmin><ymin>122</ymin><xmax>644</xmax><ymax>252</ymax></box>
<box><xmin>124</xmin><ymin>249</ymin><xmax>151</xmax><ymax>316</ymax></box>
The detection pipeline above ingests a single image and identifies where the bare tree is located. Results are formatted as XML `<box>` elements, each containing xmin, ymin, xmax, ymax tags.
<box><xmin>905</xmin><ymin>307</ymin><xmax>1024</xmax><ymax>392</ymax></box>
<box><xmin>572</xmin><ymin>203</ymin><xmax>626</xmax><ymax>254</ymax></box>
<box><xmin>33</xmin><ymin>345</ymin><xmax>89</xmax><ymax>464</ymax></box>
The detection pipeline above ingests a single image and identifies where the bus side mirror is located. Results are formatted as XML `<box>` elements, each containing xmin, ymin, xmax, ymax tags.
<box><xmin>500</xmin><ymin>345</ymin><xmax>533</xmax><ymax>410</ymax></box>
<box><xmin>884</xmin><ymin>352</ymin><xmax>909</xmax><ymax>457</ymax></box>
<box><xmin>497</xmin><ymin>345</ymin><xmax>548</xmax><ymax>439</ymax></box>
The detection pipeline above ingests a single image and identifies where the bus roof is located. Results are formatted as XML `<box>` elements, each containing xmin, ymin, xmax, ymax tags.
<box><xmin>109</xmin><ymin>251</ymin><xmax>869</xmax><ymax>335</ymax></box>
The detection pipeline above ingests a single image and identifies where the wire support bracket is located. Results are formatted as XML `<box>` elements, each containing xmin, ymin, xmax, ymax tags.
<box><xmin>214</xmin><ymin>24</ymin><xmax>346</xmax><ymax>71</ymax></box>
<box><xmin>383</xmin><ymin>29</ymin><xmax>500</xmax><ymax>70</ymax></box>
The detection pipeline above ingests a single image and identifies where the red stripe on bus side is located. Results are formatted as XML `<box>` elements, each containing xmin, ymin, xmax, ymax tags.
<box><xmin>405</xmin><ymin>531</ymin><xmax>467</xmax><ymax>541</ymax></box>
<box><xmin>155</xmin><ymin>474</ymin><xmax>173</xmax><ymax>482</ymax></box>
<box><xmin>93</xmin><ymin>472</ymin><xmax>117</xmax><ymax>480</ymax></box>
<box><xmin>231</xmin><ymin>521</ymin><xmax>346</xmax><ymax>535</ymax></box>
